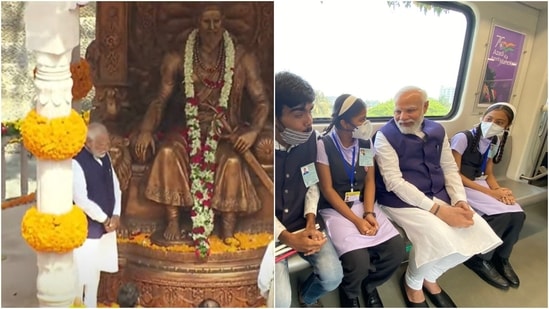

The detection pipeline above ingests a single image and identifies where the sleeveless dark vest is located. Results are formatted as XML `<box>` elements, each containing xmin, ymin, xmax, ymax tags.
<box><xmin>74</xmin><ymin>148</ymin><xmax>116</xmax><ymax>239</ymax></box>
<box><xmin>458</xmin><ymin>130</ymin><xmax>498</xmax><ymax>180</ymax></box>
<box><xmin>318</xmin><ymin>135</ymin><xmax>369</xmax><ymax>209</ymax></box>
<box><xmin>275</xmin><ymin>133</ymin><xmax>317</xmax><ymax>232</ymax></box>
<box><xmin>375</xmin><ymin>119</ymin><xmax>450</xmax><ymax>208</ymax></box>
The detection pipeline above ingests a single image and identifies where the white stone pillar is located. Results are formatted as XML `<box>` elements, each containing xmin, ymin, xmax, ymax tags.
<box><xmin>24</xmin><ymin>2</ymin><xmax>81</xmax><ymax>307</ymax></box>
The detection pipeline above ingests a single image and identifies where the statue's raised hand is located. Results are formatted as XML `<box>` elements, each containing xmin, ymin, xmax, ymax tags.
<box><xmin>135</xmin><ymin>131</ymin><xmax>155</xmax><ymax>162</ymax></box>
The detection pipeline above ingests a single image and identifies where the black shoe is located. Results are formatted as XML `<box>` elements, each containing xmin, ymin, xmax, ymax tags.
<box><xmin>339</xmin><ymin>295</ymin><xmax>360</xmax><ymax>308</ymax></box>
<box><xmin>493</xmin><ymin>257</ymin><xmax>520</xmax><ymax>288</ymax></box>
<box><xmin>400</xmin><ymin>273</ymin><xmax>429</xmax><ymax>307</ymax></box>
<box><xmin>341</xmin><ymin>297</ymin><xmax>360</xmax><ymax>308</ymax></box>
<box><xmin>422</xmin><ymin>287</ymin><xmax>456</xmax><ymax>308</ymax></box>
<box><xmin>338</xmin><ymin>286</ymin><xmax>360</xmax><ymax>308</ymax></box>
<box><xmin>364</xmin><ymin>288</ymin><xmax>384</xmax><ymax>308</ymax></box>
<box><xmin>464</xmin><ymin>256</ymin><xmax>510</xmax><ymax>290</ymax></box>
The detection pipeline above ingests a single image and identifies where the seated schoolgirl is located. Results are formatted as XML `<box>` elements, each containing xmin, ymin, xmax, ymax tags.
<box><xmin>450</xmin><ymin>102</ymin><xmax>525</xmax><ymax>290</ymax></box>
<box><xmin>316</xmin><ymin>94</ymin><xmax>405</xmax><ymax>307</ymax></box>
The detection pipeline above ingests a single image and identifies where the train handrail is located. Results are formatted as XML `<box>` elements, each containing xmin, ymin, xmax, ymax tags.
<box><xmin>519</xmin><ymin>166</ymin><xmax>548</xmax><ymax>182</ymax></box>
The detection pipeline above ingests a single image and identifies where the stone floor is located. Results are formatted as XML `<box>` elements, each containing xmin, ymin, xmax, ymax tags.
<box><xmin>2</xmin><ymin>203</ymin><xmax>39</xmax><ymax>307</ymax></box>
<box><xmin>2</xmin><ymin>152</ymin><xmax>38</xmax><ymax>307</ymax></box>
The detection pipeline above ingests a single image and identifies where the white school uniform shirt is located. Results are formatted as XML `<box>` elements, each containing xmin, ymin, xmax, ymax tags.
<box><xmin>316</xmin><ymin>130</ymin><xmax>399</xmax><ymax>257</ymax></box>
<box><xmin>450</xmin><ymin>129</ymin><xmax>523</xmax><ymax>216</ymax></box>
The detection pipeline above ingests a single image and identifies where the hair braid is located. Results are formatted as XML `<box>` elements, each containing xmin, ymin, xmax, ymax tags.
<box><xmin>323</xmin><ymin>94</ymin><xmax>346</xmax><ymax>136</ymax></box>
<box><xmin>322</xmin><ymin>122</ymin><xmax>336</xmax><ymax>136</ymax></box>
<box><xmin>493</xmin><ymin>130</ymin><xmax>509</xmax><ymax>164</ymax></box>
<box><xmin>470</xmin><ymin>123</ymin><xmax>482</xmax><ymax>153</ymax></box>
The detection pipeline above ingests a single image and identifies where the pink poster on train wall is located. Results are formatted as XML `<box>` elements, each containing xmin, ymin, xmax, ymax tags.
<box><xmin>480</xmin><ymin>25</ymin><xmax>526</xmax><ymax>104</ymax></box>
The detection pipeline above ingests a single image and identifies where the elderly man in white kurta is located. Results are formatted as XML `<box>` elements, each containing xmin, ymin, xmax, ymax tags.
<box><xmin>72</xmin><ymin>123</ymin><xmax>121</xmax><ymax>308</ymax></box>
<box><xmin>374</xmin><ymin>86</ymin><xmax>501</xmax><ymax>307</ymax></box>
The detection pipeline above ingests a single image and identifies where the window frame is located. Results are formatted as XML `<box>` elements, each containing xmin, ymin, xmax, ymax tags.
<box><xmin>311</xmin><ymin>1</ymin><xmax>476</xmax><ymax>124</ymax></box>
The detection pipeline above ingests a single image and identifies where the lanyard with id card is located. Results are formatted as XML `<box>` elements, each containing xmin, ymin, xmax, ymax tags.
<box><xmin>476</xmin><ymin>144</ymin><xmax>493</xmax><ymax>180</ymax></box>
<box><xmin>359</xmin><ymin>147</ymin><xmax>374</xmax><ymax>167</ymax></box>
<box><xmin>344</xmin><ymin>191</ymin><xmax>360</xmax><ymax>203</ymax></box>
<box><xmin>301</xmin><ymin>162</ymin><xmax>319</xmax><ymax>187</ymax></box>
<box><xmin>332</xmin><ymin>133</ymin><xmax>359</xmax><ymax>204</ymax></box>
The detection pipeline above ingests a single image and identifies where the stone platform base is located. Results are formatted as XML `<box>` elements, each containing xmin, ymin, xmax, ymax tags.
<box><xmin>98</xmin><ymin>243</ymin><xmax>266</xmax><ymax>307</ymax></box>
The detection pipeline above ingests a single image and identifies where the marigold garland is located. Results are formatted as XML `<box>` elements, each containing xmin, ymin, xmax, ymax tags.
<box><xmin>70</xmin><ymin>58</ymin><xmax>93</xmax><ymax>101</ymax></box>
<box><xmin>1</xmin><ymin>192</ymin><xmax>36</xmax><ymax>210</ymax></box>
<box><xmin>70</xmin><ymin>298</ymin><xmax>86</xmax><ymax>308</ymax></box>
<box><xmin>21</xmin><ymin>109</ymin><xmax>87</xmax><ymax>160</ymax></box>
<box><xmin>97</xmin><ymin>303</ymin><xmax>121</xmax><ymax>308</ymax></box>
<box><xmin>21</xmin><ymin>205</ymin><xmax>87</xmax><ymax>253</ymax></box>
<box><xmin>2</xmin><ymin>111</ymin><xmax>90</xmax><ymax>143</ymax></box>
<box><xmin>118</xmin><ymin>232</ymin><xmax>273</xmax><ymax>254</ymax></box>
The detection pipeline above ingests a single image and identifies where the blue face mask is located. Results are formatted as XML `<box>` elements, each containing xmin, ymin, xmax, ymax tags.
<box><xmin>280</xmin><ymin>127</ymin><xmax>313</xmax><ymax>146</ymax></box>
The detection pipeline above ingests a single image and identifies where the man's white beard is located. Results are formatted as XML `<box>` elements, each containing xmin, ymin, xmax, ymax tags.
<box><xmin>95</xmin><ymin>152</ymin><xmax>107</xmax><ymax>159</ymax></box>
<box><xmin>396</xmin><ymin>115</ymin><xmax>424</xmax><ymax>135</ymax></box>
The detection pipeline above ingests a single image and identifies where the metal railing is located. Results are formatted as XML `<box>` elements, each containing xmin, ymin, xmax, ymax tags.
<box><xmin>1</xmin><ymin>138</ymin><xmax>31</xmax><ymax>201</ymax></box>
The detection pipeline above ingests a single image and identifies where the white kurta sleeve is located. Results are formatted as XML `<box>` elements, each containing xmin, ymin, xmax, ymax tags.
<box><xmin>257</xmin><ymin>240</ymin><xmax>275</xmax><ymax>299</ymax></box>
<box><xmin>303</xmin><ymin>184</ymin><xmax>319</xmax><ymax>217</ymax></box>
<box><xmin>274</xmin><ymin>216</ymin><xmax>287</xmax><ymax>241</ymax></box>
<box><xmin>110</xmin><ymin>157</ymin><xmax>122</xmax><ymax>216</ymax></box>
<box><xmin>374</xmin><ymin>131</ymin><xmax>435</xmax><ymax>210</ymax></box>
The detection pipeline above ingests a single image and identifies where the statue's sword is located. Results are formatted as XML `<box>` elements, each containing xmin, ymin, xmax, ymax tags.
<box><xmin>214</xmin><ymin>111</ymin><xmax>274</xmax><ymax>196</ymax></box>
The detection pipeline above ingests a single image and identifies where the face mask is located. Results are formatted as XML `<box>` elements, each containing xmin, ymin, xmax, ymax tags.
<box><xmin>481</xmin><ymin>121</ymin><xmax>505</xmax><ymax>138</ymax></box>
<box><xmin>280</xmin><ymin>127</ymin><xmax>313</xmax><ymax>146</ymax></box>
<box><xmin>352</xmin><ymin>120</ymin><xmax>372</xmax><ymax>140</ymax></box>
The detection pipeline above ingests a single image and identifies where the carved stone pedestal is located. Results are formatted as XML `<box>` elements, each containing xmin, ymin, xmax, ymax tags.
<box><xmin>98</xmin><ymin>243</ymin><xmax>266</xmax><ymax>307</ymax></box>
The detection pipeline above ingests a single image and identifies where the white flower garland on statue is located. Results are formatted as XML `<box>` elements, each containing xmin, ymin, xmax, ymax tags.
<box><xmin>183</xmin><ymin>29</ymin><xmax>235</xmax><ymax>258</ymax></box>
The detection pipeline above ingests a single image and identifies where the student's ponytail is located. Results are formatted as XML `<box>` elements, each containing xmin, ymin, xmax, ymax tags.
<box><xmin>493</xmin><ymin>130</ymin><xmax>509</xmax><ymax>164</ymax></box>
<box><xmin>470</xmin><ymin>123</ymin><xmax>482</xmax><ymax>153</ymax></box>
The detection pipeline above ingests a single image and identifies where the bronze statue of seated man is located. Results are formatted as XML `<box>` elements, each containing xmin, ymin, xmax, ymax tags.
<box><xmin>133</xmin><ymin>5</ymin><xmax>271</xmax><ymax>246</ymax></box>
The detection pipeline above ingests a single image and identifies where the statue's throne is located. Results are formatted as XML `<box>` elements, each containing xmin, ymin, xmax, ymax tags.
<box><xmin>87</xmin><ymin>2</ymin><xmax>273</xmax><ymax>307</ymax></box>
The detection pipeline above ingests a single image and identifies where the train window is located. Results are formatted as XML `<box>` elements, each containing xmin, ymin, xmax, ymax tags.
<box><xmin>275</xmin><ymin>1</ymin><xmax>474</xmax><ymax>122</ymax></box>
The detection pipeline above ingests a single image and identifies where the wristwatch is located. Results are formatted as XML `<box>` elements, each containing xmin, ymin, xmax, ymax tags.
<box><xmin>363</xmin><ymin>211</ymin><xmax>376</xmax><ymax>219</ymax></box>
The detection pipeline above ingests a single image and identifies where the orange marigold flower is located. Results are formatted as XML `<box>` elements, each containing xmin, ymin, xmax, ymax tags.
<box><xmin>71</xmin><ymin>58</ymin><xmax>93</xmax><ymax>101</ymax></box>
<box><xmin>1</xmin><ymin>192</ymin><xmax>36</xmax><ymax>210</ymax></box>
<box><xmin>21</xmin><ymin>205</ymin><xmax>88</xmax><ymax>253</ymax></box>
<box><xmin>117</xmin><ymin>232</ymin><xmax>273</xmax><ymax>254</ymax></box>
<box><xmin>21</xmin><ymin>109</ymin><xmax>87</xmax><ymax>160</ymax></box>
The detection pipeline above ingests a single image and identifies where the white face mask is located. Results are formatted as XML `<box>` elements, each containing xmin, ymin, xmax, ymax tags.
<box><xmin>481</xmin><ymin>121</ymin><xmax>505</xmax><ymax>138</ymax></box>
<box><xmin>352</xmin><ymin>120</ymin><xmax>372</xmax><ymax>140</ymax></box>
